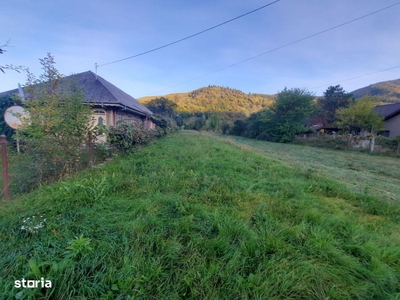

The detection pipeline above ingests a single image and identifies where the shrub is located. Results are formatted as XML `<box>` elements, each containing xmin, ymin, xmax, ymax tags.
<box><xmin>375</xmin><ymin>136</ymin><xmax>398</xmax><ymax>151</ymax></box>
<box><xmin>294</xmin><ymin>134</ymin><xmax>349</xmax><ymax>150</ymax></box>
<box><xmin>108</xmin><ymin>120</ymin><xmax>160</xmax><ymax>152</ymax></box>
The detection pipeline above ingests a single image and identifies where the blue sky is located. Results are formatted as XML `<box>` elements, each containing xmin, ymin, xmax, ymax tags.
<box><xmin>1</xmin><ymin>0</ymin><xmax>400</xmax><ymax>98</ymax></box>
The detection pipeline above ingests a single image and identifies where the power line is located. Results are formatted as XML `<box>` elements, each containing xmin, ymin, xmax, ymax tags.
<box><xmin>311</xmin><ymin>65</ymin><xmax>400</xmax><ymax>90</ymax></box>
<box><xmin>97</xmin><ymin>0</ymin><xmax>280</xmax><ymax>67</ymax></box>
<box><xmin>149</xmin><ymin>1</ymin><xmax>400</xmax><ymax>95</ymax></box>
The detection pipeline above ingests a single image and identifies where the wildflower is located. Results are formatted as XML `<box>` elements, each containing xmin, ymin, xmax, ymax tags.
<box><xmin>21</xmin><ymin>214</ymin><xmax>46</xmax><ymax>234</ymax></box>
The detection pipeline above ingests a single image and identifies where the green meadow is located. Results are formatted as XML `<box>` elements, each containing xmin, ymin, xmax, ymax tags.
<box><xmin>205</xmin><ymin>132</ymin><xmax>400</xmax><ymax>201</ymax></box>
<box><xmin>1</xmin><ymin>131</ymin><xmax>400</xmax><ymax>299</ymax></box>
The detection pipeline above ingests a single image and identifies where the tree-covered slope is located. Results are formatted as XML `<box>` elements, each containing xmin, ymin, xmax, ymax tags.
<box><xmin>351</xmin><ymin>78</ymin><xmax>400</xmax><ymax>102</ymax></box>
<box><xmin>139</xmin><ymin>85</ymin><xmax>275</xmax><ymax>113</ymax></box>
<box><xmin>138</xmin><ymin>78</ymin><xmax>400</xmax><ymax>115</ymax></box>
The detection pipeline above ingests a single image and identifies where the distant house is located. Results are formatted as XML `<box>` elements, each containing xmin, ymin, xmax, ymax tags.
<box><xmin>374</xmin><ymin>103</ymin><xmax>400</xmax><ymax>137</ymax></box>
<box><xmin>308</xmin><ymin>118</ymin><xmax>340</xmax><ymax>135</ymax></box>
<box><xmin>0</xmin><ymin>71</ymin><xmax>155</xmax><ymax>134</ymax></box>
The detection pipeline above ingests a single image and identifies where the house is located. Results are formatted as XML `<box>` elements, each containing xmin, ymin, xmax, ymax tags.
<box><xmin>0</xmin><ymin>71</ymin><xmax>155</xmax><ymax>134</ymax></box>
<box><xmin>374</xmin><ymin>103</ymin><xmax>400</xmax><ymax>137</ymax></box>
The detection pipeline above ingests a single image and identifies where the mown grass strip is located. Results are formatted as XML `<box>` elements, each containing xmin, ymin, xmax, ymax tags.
<box><xmin>205</xmin><ymin>131</ymin><xmax>400</xmax><ymax>202</ymax></box>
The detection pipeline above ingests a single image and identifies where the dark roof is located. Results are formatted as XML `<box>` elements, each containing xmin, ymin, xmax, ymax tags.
<box><xmin>0</xmin><ymin>71</ymin><xmax>152</xmax><ymax>116</ymax></box>
<box><xmin>374</xmin><ymin>102</ymin><xmax>400</xmax><ymax>120</ymax></box>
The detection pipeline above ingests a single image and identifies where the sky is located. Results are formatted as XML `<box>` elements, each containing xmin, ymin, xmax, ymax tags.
<box><xmin>1</xmin><ymin>0</ymin><xmax>400</xmax><ymax>99</ymax></box>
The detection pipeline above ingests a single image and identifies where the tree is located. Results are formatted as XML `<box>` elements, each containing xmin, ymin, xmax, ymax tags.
<box><xmin>19</xmin><ymin>53</ymin><xmax>96</xmax><ymax>179</ymax></box>
<box><xmin>232</xmin><ymin>88</ymin><xmax>316</xmax><ymax>142</ymax></box>
<box><xmin>250</xmin><ymin>88</ymin><xmax>315</xmax><ymax>142</ymax></box>
<box><xmin>336</xmin><ymin>96</ymin><xmax>384</xmax><ymax>134</ymax></box>
<box><xmin>231</xmin><ymin>119</ymin><xmax>249</xmax><ymax>136</ymax></box>
<box><xmin>209</xmin><ymin>114</ymin><xmax>220</xmax><ymax>131</ymax></box>
<box><xmin>145</xmin><ymin>97</ymin><xmax>178</xmax><ymax>118</ymax></box>
<box><xmin>319</xmin><ymin>85</ymin><xmax>353</xmax><ymax>125</ymax></box>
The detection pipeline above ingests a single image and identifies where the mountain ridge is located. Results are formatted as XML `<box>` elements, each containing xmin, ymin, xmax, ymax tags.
<box><xmin>139</xmin><ymin>79</ymin><xmax>400</xmax><ymax>113</ymax></box>
<box><xmin>139</xmin><ymin>85</ymin><xmax>275</xmax><ymax>113</ymax></box>
<box><xmin>351</xmin><ymin>78</ymin><xmax>400</xmax><ymax>103</ymax></box>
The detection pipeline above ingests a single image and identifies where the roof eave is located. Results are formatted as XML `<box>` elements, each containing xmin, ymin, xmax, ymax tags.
<box><xmin>88</xmin><ymin>102</ymin><xmax>151</xmax><ymax>116</ymax></box>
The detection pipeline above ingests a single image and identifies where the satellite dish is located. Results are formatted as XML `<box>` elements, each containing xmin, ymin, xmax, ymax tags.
<box><xmin>4</xmin><ymin>106</ymin><xmax>30</xmax><ymax>129</ymax></box>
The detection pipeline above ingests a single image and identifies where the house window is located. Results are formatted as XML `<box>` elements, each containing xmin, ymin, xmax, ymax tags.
<box><xmin>116</xmin><ymin>112</ymin><xmax>124</xmax><ymax>124</ymax></box>
<box><xmin>98</xmin><ymin>116</ymin><xmax>104</xmax><ymax>126</ymax></box>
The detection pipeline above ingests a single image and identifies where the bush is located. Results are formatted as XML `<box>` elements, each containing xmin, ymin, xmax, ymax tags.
<box><xmin>375</xmin><ymin>136</ymin><xmax>398</xmax><ymax>151</ymax></box>
<box><xmin>294</xmin><ymin>134</ymin><xmax>349</xmax><ymax>150</ymax></box>
<box><xmin>150</xmin><ymin>114</ymin><xmax>178</xmax><ymax>133</ymax></box>
<box><xmin>108</xmin><ymin>120</ymin><xmax>163</xmax><ymax>152</ymax></box>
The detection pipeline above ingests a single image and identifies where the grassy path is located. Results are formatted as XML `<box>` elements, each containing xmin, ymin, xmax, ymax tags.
<box><xmin>203</xmin><ymin>132</ymin><xmax>400</xmax><ymax>201</ymax></box>
<box><xmin>1</xmin><ymin>131</ymin><xmax>400</xmax><ymax>299</ymax></box>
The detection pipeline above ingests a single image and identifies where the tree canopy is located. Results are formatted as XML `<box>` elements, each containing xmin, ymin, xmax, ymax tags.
<box><xmin>318</xmin><ymin>85</ymin><xmax>353</xmax><ymax>125</ymax></box>
<box><xmin>145</xmin><ymin>97</ymin><xmax>178</xmax><ymax>117</ymax></box>
<box><xmin>336</xmin><ymin>96</ymin><xmax>384</xmax><ymax>134</ymax></box>
<box><xmin>232</xmin><ymin>87</ymin><xmax>316</xmax><ymax>143</ymax></box>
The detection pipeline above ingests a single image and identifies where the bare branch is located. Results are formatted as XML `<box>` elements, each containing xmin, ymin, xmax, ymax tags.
<box><xmin>0</xmin><ymin>39</ymin><xmax>28</xmax><ymax>74</ymax></box>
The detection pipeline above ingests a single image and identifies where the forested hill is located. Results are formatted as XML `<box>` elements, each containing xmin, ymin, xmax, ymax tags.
<box><xmin>351</xmin><ymin>78</ymin><xmax>400</xmax><ymax>102</ymax></box>
<box><xmin>139</xmin><ymin>86</ymin><xmax>275</xmax><ymax>113</ymax></box>
<box><xmin>138</xmin><ymin>79</ymin><xmax>400</xmax><ymax>114</ymax></box>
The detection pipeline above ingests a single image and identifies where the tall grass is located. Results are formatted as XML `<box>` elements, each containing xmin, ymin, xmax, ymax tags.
<box><xmin>0</xmin><ymin>131</ymin><xmax>399</xmax><ymax>299</ymax></box>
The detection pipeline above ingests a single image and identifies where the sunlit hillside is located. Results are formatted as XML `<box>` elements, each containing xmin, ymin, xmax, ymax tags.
<box><xmin>138</xmin><ymin>79</ymin><xmax>400</xmax><ymax>114</ymax></box>
<box><xmin>352</xmin><ymin>78</ymin><xmax>400</xmax><ymax>102</ymax></box>
<box><xmin>139</xmin><ymin>85</ymin><xmax>275</xmax><ymax>113</ymax></box>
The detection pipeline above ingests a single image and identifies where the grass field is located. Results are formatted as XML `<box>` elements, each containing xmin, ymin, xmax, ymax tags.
<box><xmin>205</xmin><ymin>132</ymin><xmax>400</xmax><ymax>202</ymax></box>
<box><xmin>1</xmin><ymin>131</ymin><xmax>400</xmax><ymax>299</ymax></box>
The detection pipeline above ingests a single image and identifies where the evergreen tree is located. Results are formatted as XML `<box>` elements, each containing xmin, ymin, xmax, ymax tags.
<box><xmin>319</xmin><ymin>85</ymin><xmax>353</xmax><ymax>125</ymax></box>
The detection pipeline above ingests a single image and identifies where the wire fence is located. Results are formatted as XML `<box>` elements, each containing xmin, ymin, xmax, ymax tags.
<box><xmin>0</xmin><ymin>134</ymin><xmax>113</xmax><ymax>200</ymax></box>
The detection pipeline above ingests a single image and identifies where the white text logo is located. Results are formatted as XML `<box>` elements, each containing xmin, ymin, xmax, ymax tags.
<box><xmin>14</xmin><ymin>278</ymin><xmax>52</xmax><ymax>289</ymax></box>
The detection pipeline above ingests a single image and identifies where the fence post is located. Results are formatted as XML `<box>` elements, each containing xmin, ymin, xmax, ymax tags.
<box><xmin>1</xmin><ymin>135</ymin><xmax>10</xmax><ymax>201</ymax></box>
<box><xmin>88</xmin><ymin>133</ymin><xmax>93</xmax><ymax>167</ymax></box>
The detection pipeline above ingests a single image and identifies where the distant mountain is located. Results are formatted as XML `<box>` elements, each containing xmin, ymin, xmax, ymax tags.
<box><xmin>139</xmin><ymin>79</ymin><xmax>400</xmax><ymax>114</ymax></box>
<box><xmin>351</xmin><ymin>78</ymin><xmax>400</xmax><ymax>103</ymax></box>
<box><xmin>139</xmin><ymin>85</ymin><xmax>275</xmax><ymax>113</ymax></box>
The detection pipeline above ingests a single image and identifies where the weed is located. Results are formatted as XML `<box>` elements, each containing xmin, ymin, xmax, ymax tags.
<box><xmin>65</xmin><ymin>235</ymin><xmax>93</xmax><ymax>259</ymax></box>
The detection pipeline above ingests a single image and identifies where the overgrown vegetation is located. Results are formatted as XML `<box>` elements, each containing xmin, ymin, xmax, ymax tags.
<box><xmin>231</xmin><ymin>87</ymin><xmax>316</xmax><ymax>142</ymax></box>
<box><xmin>6</xmin><ymin>54</ymin><xmax>97</xmax><ymax>191</ymax></box>
<box><xmin>108</xmin><ymin>116</ymin><xmax>174</xmax><ymax>153</ymax></box>
<box><xmin>1</xmin><ymin>131</ymin><xmax>399</xmax><ymax>299</ymax></box>
<box><xmin>1</xmin><ymin>54</ymin><xmax>173</xmax><ymax>195</ymax></box>
<box><xmin>293</xmin><ymin>134</ymin><xmax>400</xmax><ymax>156</ymax></box>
